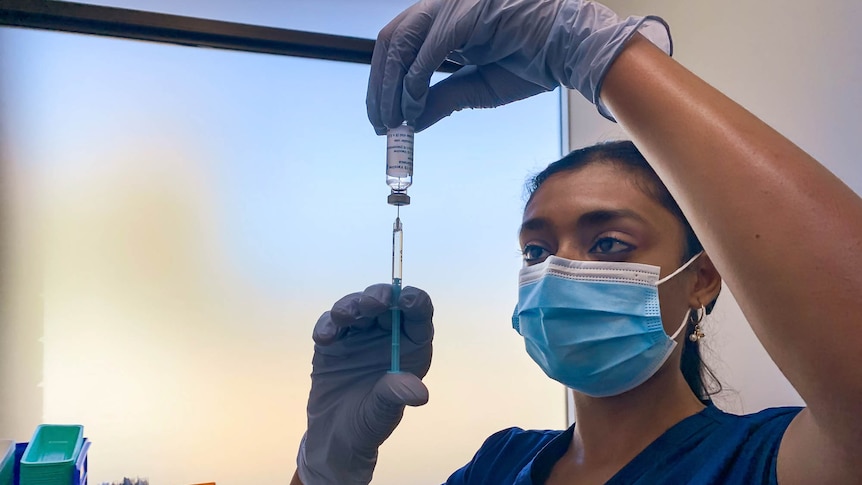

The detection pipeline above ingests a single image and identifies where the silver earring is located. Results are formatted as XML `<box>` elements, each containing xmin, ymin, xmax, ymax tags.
<box><xmin>689</xmin><ymin>304</ymin><xmax>706</xmax><ymax>342</ymax></box>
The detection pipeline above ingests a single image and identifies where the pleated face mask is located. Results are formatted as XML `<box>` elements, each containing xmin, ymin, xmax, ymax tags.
<box><xmin>512</xmin><ymin>253</ymin><xmax>701</xmax><ymax>397</ymax></box>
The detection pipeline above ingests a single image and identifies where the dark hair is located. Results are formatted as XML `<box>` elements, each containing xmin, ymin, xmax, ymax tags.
<box><xmin>526</xmin><ymin>140</ymin><xmax>722</xmax><ymax>400</ymax></box>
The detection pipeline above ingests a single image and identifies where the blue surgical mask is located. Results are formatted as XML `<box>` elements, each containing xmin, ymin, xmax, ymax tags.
<box><xmin>512</xmin><ymin>253</ymin><xmax>702</xmax><ymax>397</ymax></box>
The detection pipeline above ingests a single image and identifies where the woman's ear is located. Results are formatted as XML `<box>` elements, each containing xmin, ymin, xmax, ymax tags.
<box><xmin>689</xmin><ymin>253</ymin><xmax>722</xmax><ymax>311</ymax></box>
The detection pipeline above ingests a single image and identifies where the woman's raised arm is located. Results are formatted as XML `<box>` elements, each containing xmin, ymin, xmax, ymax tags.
<box><xmin>601</xmin><ymin>34</ymin><xmax>862</xmax><ymax>484</ymax></box>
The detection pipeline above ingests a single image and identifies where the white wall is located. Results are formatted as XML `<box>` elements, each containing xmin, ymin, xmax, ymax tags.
<box><xmin>567</xmin><ymin>0</ymin><xmax>862</xmax><ymax>414</ymax></box>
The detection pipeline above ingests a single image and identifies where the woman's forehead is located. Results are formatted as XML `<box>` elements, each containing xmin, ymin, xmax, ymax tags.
<box><xmin>521</xmin><ymin>164</ymin><xmax>688</xmax><ymax>255</ymax></box>
<box><xmin>525</xmin><ymin>163</ymin><xmax>666</xmax><ymax>220</ymax></box>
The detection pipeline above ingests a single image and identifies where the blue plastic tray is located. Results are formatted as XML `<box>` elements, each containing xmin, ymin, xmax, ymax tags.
<box><xmin>12</xmin><ymin>440</ymin><xmax>88</xmax><ymax>485</ymax></box>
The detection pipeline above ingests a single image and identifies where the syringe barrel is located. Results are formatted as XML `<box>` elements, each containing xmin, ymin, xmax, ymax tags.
<box><xmin>392</xmin><ymin>217</ymin><xmax>403</xmax><ymax>280</ymax></box>
<box><xmin>390</xmin><ymin>217</ymin><xmax>404</xmax><ymax>374</ymax></box>
<box><xmin>390</xmin><ymin>278</ymin><xmax>402</xmax><ymax>373</ymax></box>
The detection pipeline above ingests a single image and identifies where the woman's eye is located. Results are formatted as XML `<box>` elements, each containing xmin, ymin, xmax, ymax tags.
<box><xmin>589</xmin><ymin>237</ymin><xmax>634</xmax><ymax>255</ymax></box>
<box><xmin>522</xmin><ymin>245</ymin><xmax>550</xmax><ymax>264</ymax></box>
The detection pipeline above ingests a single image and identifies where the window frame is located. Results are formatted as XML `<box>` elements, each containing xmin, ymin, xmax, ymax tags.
<box><xmin>0</xmin><ymin>0</ymin><xmax>461</xmax><ymax>72</ymax></box>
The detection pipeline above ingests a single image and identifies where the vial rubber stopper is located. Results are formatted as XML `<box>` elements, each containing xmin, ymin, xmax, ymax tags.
<box><xmin>387</xmin><ymin>191</ymin><xmax>411</xmax><ymax>206</ymax></box>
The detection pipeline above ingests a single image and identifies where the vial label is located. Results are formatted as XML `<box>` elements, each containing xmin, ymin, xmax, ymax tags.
<box><xmin>386</xmin><ymin>125</ymin><xmax>414</xmax><ymax>177</ymax></box>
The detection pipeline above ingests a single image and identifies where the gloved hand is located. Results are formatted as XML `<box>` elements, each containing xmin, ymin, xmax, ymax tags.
<box><xmin>296</xmin><ymin>284</ymin><xmax>434</xmax><ymax>485</ymax></box>
<box><xmin>366</xmin><ymin>0</ymin><xmax>672</xmax><ymax>133</ymax></box>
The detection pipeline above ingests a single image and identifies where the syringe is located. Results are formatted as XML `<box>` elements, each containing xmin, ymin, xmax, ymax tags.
<box><xmin>390</xmin><ymin>211</ymin><xmax>403</xmax><ymax>373</ymax></box>
<box><xmin>386</xmin><ymin>123</ymin><xmax>413</xmax><ymax>374</ymax></box>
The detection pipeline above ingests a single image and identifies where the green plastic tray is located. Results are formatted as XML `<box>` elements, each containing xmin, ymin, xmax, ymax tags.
<box><xmin>0</xmin><ymin>440</ymin><xmax>14</xmax><ymax>485</ymax></box>
<box><xmin>21</xmin><ymin>425</ymin><xmax>83</xmax><ymax>466</ymax></box>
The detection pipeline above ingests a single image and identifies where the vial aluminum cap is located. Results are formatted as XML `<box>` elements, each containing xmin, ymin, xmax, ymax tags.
<box><xmin>387</xmin><ymin>192</ymin><xmax>411</xmax><ymax>206</ymax></box>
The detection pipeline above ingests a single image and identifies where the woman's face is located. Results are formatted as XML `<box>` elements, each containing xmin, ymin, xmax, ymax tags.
<box><xmin>519</xmin><ymin>161</ymin><xmax>697</xmax><ymax>337</ymax></box>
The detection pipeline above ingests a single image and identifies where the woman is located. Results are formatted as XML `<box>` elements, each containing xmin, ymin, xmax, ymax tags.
<box><xmin>293</xmin><ymin>0</ymin><xmax>862</xmax><ymax>483</ymax></box>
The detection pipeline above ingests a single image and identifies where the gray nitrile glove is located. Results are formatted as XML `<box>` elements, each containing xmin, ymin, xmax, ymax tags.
<box><xmin>366</xmin><ymin>0</ymin><xmax>672</xmax><ymax>133</ymax></box>
<box><xmin>296</xmin><ymin>284</ymin><xmax>434</xmax><ymax>485</ymax></box>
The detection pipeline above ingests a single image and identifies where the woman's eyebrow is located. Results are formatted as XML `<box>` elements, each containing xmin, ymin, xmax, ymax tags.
<box><xmin>519</xmin><ymin>209</ymin><xmax>650</xmax><ymax>238</ymax></box>
<box><xmin>577</xmin><ymin>209</ymin><xmax>650</xmax><ymax>227</ymax></box>
<box><xmin>519</xmin><ymin>217</ymin><xmax>547</xmax><ymax>235</ymax></box>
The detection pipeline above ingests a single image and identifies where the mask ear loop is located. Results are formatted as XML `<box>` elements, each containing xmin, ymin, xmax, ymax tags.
<box><xmin>656</xmin><ymin>251</ymin><xmax>704</xmax><ymax>286</ymax></box>
<box><xmin>658</xmin><ymin>251</ymin><xmax>706</xmax><ymax>340</ymax></box>
<box><xmin>670</xmin><ymin>308</ymin><xmax>691</xmax><ymax>340</ymax></box>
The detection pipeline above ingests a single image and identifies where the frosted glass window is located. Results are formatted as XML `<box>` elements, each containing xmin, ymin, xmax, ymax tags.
<box><xmin>0</xmin><ymin>25</ymin><xmax>563</xmax><ymax>485</ymax></box>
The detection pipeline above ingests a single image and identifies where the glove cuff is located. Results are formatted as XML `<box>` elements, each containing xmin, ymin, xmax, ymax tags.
<box><xmin>590</xmin><ymin>15</ymin><xmax>673</xmax><ymax>121</ymax></box>
<box><xmin>546</xmin><ymin>1</ymin><xmax>673</xmax><ymax>122</ymax></box>
<box><xmin>297</xmin><ymin>432</ymin><xmax>376</xmax><ymax>485</ymax></box>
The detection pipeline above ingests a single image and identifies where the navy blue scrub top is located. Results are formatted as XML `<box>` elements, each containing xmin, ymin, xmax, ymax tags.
<box><xmin>445</xmin><ymin>404</ymin><xmax>802</xmax><ymax>484</ymax></box>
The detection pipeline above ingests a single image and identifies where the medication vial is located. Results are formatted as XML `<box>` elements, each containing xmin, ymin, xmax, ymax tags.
<box><xmin>386</xmin><ymin>123</ymin><xmax>414</xmax><ymax>192</ymax></box>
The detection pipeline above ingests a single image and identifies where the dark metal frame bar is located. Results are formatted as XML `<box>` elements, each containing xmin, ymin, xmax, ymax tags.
<box><xmin>0</xmin><ymin>0</ymin><xmax>460</xmax><ymax>72</ymax></box>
